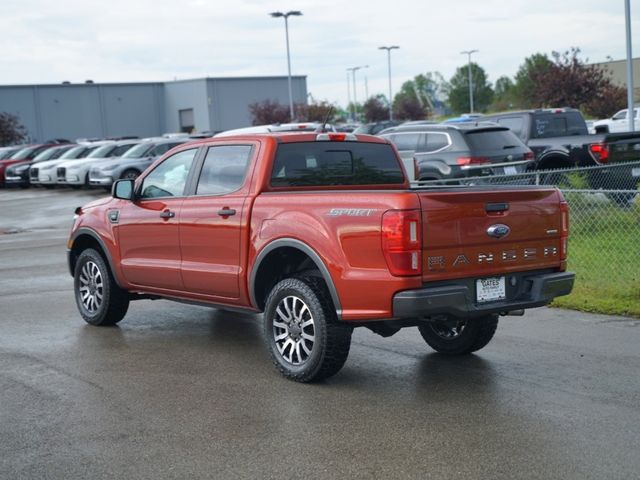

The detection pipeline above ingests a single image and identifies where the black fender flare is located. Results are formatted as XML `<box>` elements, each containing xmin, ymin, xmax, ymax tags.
<box><xmin>249</xmin><ymin>238</ymin><xmax>343</xmax><ymax>319</ymax></box>
<box><xmin>536</xmin><ymin>149</ymin><xmax>573</xmax><ymax>169</ymax></box>
<box><xmin>68</xmin><ymin>227</ymin><xmax>125</xmax><ymax>288</ymax></box>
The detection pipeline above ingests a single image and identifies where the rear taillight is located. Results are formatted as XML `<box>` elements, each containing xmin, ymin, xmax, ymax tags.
<box><xmin>524</xmin><ymin>151</ymin><xmax>534</xmax><ymax>160</ymax></box>
<box><xmin>589</xmin><ymin>143</ymin><xmax>609</xmax><ymax>164</ymax></box>
<box><xmin>456</xmin><ymin>156</ymin><xmax>490</xmax><ymax>166</ymax></box>
<box><xmin>560</xmin><ymin>201</ymin><xmax>569</xmax><ymax>262</ymax></box>
<box><xmin>381</xmin><ymin>209</ymin><xmax>422</xmax><ymax>276</ymax></box>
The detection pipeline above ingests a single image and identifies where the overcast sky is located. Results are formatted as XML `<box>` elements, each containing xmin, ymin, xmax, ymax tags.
<box><xmin>2</xmin><ymin>0</ymin><xmax>638</xmax><ymax>106</ymax></box>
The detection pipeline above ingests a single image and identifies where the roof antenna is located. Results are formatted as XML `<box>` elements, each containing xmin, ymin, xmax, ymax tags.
<box><xmin>316</xmin><ymin>105</ymin><xmax>335</xmax><ymax>133</ymax></box>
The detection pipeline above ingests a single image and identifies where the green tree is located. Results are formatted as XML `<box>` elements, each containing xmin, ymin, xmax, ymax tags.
<box><xmin>391</xmin><ymin>71</ymin><xmax>449</xmax><ymax>119</ymax></box>
<box><xmin>512</xmin><ymin>53</ymin><xmax>554</xmax><ymax>107</ymax></box>
<box><xmin>0</xmin><ymin>112</ymin><xmax>27</xmax><ymax>147</ymax></box>
<box><xmin>490</xmin><ymin>75</ymin><xmax>516</xmax><ymax>111</ymax></box>
<box><xmin>447</xmin><ymin>63</ymin><xmax>494</xmax><ymax>114</ymax></box>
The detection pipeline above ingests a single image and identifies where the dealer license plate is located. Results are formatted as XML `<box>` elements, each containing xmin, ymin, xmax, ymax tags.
<box><xmin>504</xmin><ymin>166</ymin><xmax>518</xmax><ymax>175</ymax></box>
<box><xmin>632</xmin><ymin>167</ymin><xmax>640</xmax><ymax>177</ymax></box>
<box><xmin>476</xmin><ymin>276</ymin><xmax>506</xmax><ymax>303</ymax></box>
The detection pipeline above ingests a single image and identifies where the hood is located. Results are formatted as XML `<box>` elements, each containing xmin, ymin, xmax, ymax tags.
<box><xmin>81</xmin><ymin>196</ymin><xmax>113</xmax><ymax>210</ymax></box>
<box><xmin>92</xmin><ymin>157</ymin><xmax>130</xmax><ymax>170</ymax></box>
<box><xmin>9</xmin><ymin>161</ymin><xmax>32</xmax><ymax>173</ymax></box>
<box><xmin>63</xmin><ymin>157</ymin><xmax>114</xmax><ymax>170</ymax></box>
<box><xmin>35</xmin><ymin>158</ymin><xmax>72</xmax><ymax>170</ymax></box>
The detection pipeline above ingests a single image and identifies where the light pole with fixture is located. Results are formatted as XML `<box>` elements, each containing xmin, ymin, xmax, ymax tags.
<box><xmin>460</xmin><ymin>49</ymin><xmax>478</xmax><ymax>113</ymax></box>
<box><xmin>269</xmin><ymin>10</ymin><xmax>302</xmax><ymax>121</ymax></box>
<box><xmin>347</xmin><ymin>65</ymin><xmax>368</xmax><ymax>122</ymax></box>
<box><xmin>624</xmin><ymin>0</ymin><xmax>635</xmax><ymax>131</ymax></box>
<box><xmin>345</xmin><ymin>69</ymin><xmax>352</xmax><ymax>121</ymax></box>
<box><xmin>379</xmin><ymin>46</ymin><xmax>399</xmax><ymax>120</ymax></box>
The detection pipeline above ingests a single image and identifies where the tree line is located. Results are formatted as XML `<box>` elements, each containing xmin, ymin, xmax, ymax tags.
<box><xmin>250</xmin><ymin>47</ymin><xmax>628</xmax><ymax>124</ymax></box>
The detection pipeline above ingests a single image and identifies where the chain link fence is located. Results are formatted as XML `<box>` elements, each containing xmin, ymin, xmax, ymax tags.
<box><xmin>414</xmin><ymin>161</ymin><xmax>640</xmax><ymax>315</ymax></box>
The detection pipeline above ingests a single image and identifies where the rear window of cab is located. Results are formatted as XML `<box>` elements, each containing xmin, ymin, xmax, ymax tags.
<box><xmin>271</xmin><ymin>142</ymin><xmax>405</xmax><ymax>187</ymax></box>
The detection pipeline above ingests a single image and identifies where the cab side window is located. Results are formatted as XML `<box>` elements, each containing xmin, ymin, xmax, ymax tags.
<box><xmin>195</xmin><ymin>145</ymin><xmax>252</xmax><ymax>195</ymax></box>
<box><xmin>139</xmin><ymin>149</ymin><xmax>197</xmax><ymax>199</ymax></box>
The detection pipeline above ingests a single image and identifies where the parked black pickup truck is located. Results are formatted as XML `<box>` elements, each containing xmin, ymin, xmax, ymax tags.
<box><xmin>482</xmin><ymin>108</ymin><xmax>640</xmax><ymax>170</ymax></box>
<box><xmin>482</xmin><ymin>109</ymin><xmax>640</xmax><ymax>203</ymax></box>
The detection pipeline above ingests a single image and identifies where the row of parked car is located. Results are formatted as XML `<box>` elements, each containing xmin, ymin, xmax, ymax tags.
<box><xmin>2</xmin><ymin>108</ymin><xmax>638</xmax><ymax>196</ymax></box>
<box><xmin>0</xmin><ymin>136</ymin><xmax>192</xmax><ymax>190</ymax></box>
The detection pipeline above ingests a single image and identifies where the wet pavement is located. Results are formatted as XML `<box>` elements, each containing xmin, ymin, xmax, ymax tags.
<box><xmin>1</xmin><ymin>188</ymin><xmax>639</xmax><ymax>479</ymax></box>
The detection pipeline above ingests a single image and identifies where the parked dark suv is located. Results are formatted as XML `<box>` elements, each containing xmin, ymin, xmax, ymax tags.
<box><xmin>379</xmin><ymin>122</ymin><xmax>534</xmax><ymax>181</ymax></box>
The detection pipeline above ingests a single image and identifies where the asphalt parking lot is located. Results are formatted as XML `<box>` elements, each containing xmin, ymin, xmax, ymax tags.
<box><xmin>1</xmin><ymin>188</ymin><xmax>639</xmax><ymax>480</ymax></box>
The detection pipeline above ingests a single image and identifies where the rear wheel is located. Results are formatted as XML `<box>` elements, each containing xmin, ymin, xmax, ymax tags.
<box><xmin>263</xmin><ymin>277</ymin><xmax>352</xmax><ymax>382</ymax></box>
<box><xmin>418</xmin><ymin>314</ymin><xmax>498</xmax><ymax>355</ymax></box>
<box><xmin>74</xmin><ymin>248</ymin><xmax>129</xmax><ymax>326</ymax></box>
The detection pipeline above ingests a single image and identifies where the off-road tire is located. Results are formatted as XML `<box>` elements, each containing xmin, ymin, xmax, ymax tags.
<box><xmin>74</xmin><ymin>248</ymin><xmax>129</xmax><ymax>326</ymax></box>
<box><xmin>418</xmin><ymin>314</ymin><xmax>499</xmax><ymax>355</ymax></box>
<box><xmin>263</xmin><ymin>277</ymin><xmax>352</xmax><ymax>382</ymax></box>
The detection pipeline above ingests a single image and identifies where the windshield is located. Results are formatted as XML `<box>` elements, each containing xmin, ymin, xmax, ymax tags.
<box><xmin>59</xmin><ymin>146</ymin><xmax>88</xmax><ymax>159</ymax></box>
<box><xmin>0</xmin><ymin>147</ymin><xmax>20</xmax><ymax>160</ymax></box>
<box><xmin>88</xmin><ymin>144</ymin><xmax>115</xmax><ymax>158</ymax></box>
<box><xmin>122</xmin><ymin>143</ymin><xmax>154</xmax><ymax>158</ymax></box>
<box><xmin>10</xmin><ymin>146</ymin><xmax>37</xmax><ymax>159</ymax></box>
<box><xmin>33</xmin><ymin>147</ymin><xmax>64</xmax><ymax>162</ymax></box>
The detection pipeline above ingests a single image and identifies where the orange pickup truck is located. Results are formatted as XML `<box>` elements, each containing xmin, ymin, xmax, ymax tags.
<box><xmin>67</xmin><ymin>132</ymin><xmax>574</xmax><ymax>382</ymax></box>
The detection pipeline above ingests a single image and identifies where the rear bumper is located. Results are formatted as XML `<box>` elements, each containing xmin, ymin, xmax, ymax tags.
<box><xmin>393</xmin><ymin>271</ymin><xmax>575</xmax><ymax>319</ymax></box>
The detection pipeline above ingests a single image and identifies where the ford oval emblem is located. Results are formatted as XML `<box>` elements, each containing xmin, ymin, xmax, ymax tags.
<box><xmin>487</xmin><ymin>224</ymin><xmax>510</xmax><ymax>239</ymax></box>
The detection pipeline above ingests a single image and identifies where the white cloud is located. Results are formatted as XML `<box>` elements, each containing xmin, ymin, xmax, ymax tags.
<box><xmin>0</xmin><ymin>0</ymin><xmax>637</xmax><ymax>106</ymax></box>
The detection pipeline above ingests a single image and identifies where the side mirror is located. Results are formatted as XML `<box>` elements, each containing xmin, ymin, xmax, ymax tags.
<box><xmin>112</xmin><ymin>179</ymin><xmax>135</xmax><ymax>200</ymax></box>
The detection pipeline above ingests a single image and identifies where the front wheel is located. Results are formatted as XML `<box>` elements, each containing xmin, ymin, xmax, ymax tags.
<box><xmin>418</xmin><ymin>314</ymin><xmax>498</xmax><ymax>355</ymax></box>
<box><xmin>74</xmin><ymin>248</ymin><xmax>129</xmax><ymax>326</ymax></box>
<box><xmin>121</xmin><ymin>169</ymin><xmax>140</xmax><ymax>181</ymax></box>
<box><xmin>263</xmin><ymin>277</ymin><xmax>352</xmax><ymax>382</ymax></box>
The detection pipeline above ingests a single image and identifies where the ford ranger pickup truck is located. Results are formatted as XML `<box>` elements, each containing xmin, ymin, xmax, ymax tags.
<box><xmin>67</xmin><ymin>132</ymin><xmax>575</xmax><ymax>382</ymax></box>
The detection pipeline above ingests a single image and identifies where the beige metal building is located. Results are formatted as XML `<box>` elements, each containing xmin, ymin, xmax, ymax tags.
<box><xmin>590</xmin><ymin>57</ymin><xmax>640</xmax><ymax>101</ymax></box>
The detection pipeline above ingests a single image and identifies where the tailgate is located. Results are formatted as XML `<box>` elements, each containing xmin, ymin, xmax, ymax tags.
<box><xmin>418</xmin><ymin>188</ymin><xmax>564</xmax><ymax>282</ymax></box>
<box><xmin>605</xmin><ymin>133</ymin><xmax>640</xmax><ymax>163</ymax></box>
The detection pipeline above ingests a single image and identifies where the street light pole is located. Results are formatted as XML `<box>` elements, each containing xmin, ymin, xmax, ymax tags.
<box><xmin>624</xmin><ymin>0</ymin><xmax>635</xmax><ymax>131</ymax></box>
<box><xmin>346</xmin><ymin>69</ymin><xmax>352</xmax><ymax>122</ymax></box>
<box><xmin>347</xmin><ymin>65</ymin><xmax>367</xmax><ymax>122</ymax></box>
<box><xmin>461</xmin><ymin>49</ymin><xmax>478</xmax><ymax>113</ymax></box>
<box><xmin>270</xmin><ymin>10</ymin><xmax>302</xmax><ymax>121</ymax></box>
<box><xmin>379</xmin><ymin>46</ymin><xmax>399</xmax><ymax>120</ymax></box>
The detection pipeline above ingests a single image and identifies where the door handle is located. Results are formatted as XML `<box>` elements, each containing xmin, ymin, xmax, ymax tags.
<box><xmin>159</xmin><ymin>210</ymin><xmax>175</xmax><ymax>219</ymax></box>
<box><xmin>218</xmin><ymin>208</ymin><xmax>236</xmax><ymax>217</ymax></box>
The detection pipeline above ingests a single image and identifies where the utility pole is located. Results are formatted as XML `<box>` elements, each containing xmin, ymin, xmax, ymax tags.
<box><xmin>461</xmin><ymin>49</ymin><xmax>479</xmax><ymax>113</ymax></box>
<box><xmin>269</xmin><ymin>10</ymin><xmax>302</xmax><ymax>121</ymax></box>
<box><xmin>625</xmin><ymin>0</ymin><xmax>635</xmax><ymax>131</ymax></box>
<box><xmin>379</xmin><ymin>46</ymin><xmax>399</xmax><ymax>120</ymax></box>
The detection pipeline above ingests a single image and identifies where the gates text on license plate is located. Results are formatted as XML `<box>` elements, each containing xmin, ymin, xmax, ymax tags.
<box><xmin>476</xmin><ymin>276</ymin><xmax>506</xmax><ymax>303</ymax></box>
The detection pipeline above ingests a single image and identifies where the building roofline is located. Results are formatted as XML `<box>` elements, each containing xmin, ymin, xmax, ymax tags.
<box><xmin>589</xmin><ymin>57</ymin><xmax>640</xmax><ymax>66</ymax></box>
<box><xmin>0</xmin><ymin>75</ymin><xmax>308</xmax><ymax>89</ymax></box>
